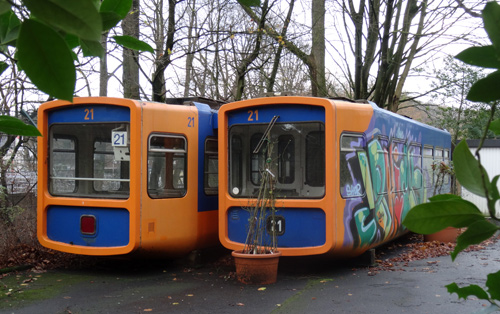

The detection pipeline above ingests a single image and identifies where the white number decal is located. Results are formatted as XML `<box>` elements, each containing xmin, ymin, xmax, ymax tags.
<box><xmin>112</xmin><ymin>131</ymin><xmax>128</xmax><ymax>147</ymax></box>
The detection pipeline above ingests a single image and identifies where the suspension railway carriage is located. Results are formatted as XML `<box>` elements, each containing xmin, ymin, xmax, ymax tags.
<box><xmin>37</xmin><ymin>97</ymin><xmax>220</xmax><ymax>256</ymax></box>
<box><xmin>218</xmin><ymin>96</ymin><xmax>451</xmax><ymax>256</ymax></box>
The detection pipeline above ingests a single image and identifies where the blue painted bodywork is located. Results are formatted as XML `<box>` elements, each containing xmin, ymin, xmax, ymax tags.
<box><xmin>227</xmin><ymin>207</ymin><xmax>326</xmax><ymax>247</ymax></box>
<box><xmin>194</xmin><ymin>102</ymin><xmax>218</xmax><ymax>212</ymax></box>
<box><xmin>47</xmin><ymin>206</ymin><xmax>129</xmax><ymax>247</ymax></box>
<box><xmin>48</xmin><ymin>105</ymin><xmax>130</xmax><ymax>124</ymax></box>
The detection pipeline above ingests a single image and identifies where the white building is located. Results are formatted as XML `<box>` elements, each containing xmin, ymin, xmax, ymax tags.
<box><xmin>461</xmin><ymin>139</ymin><xmax>500</xmax><ymax>217</ymax></box>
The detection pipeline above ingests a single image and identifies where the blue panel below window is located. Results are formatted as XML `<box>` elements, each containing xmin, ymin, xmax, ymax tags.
<box><xmin>47</xmin><ymin>206</ymin><xmax>129</xmax><ymax>247</ymax></box>
<box><xmin>227</xmin><ymin>207</ymin><xmax>325</xmax><ymax>248</ymax></box>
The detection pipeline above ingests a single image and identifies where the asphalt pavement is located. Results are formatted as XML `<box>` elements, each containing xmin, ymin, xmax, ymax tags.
<box><xmin>1</xmin><ymin>234</ymin><xmax>499</xmax><ymax>314</ymax></box>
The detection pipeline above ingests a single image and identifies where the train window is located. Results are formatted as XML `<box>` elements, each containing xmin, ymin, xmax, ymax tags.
<box><xmin>228</xmin><ymin>122</ymin><xmax>324</xmax><ymax>198</ymax></box>
<box><xmin>367</xmin><ymin>136</ymin><xmax>389</xmax><ymax>196</ymax></box>
<box><xmin>435</xmin><ymin>148</ymin><xmax>443</xmax><ymax>159</ymax></box>
<box><xmin>50</xmin><ymin>136</ymin><xmax>76</xmax><ymax>194</ymax></box>
<box><xmin>278</xmin><ymin>134</ymin><xmax>295</xmax><ymax>184</ymax></box>
<box><xmin>390</xmin><ymin>140</ymin><xmax>407</xmax><ymax>193</ymax></box>
<box><xmin>230</xmin><ymin>135</ymin><xmax>243</xmax><ymax>195</ymax></box>
<box><xmin>250</xmin><ymin>133</ymin><xmax>265</xmax><ymax>185</ymax></box>
<box><xmin>204</xmin><ymin>138</ymin><xmax>218</xmax><ymax>195</ymax></box>
<box><xmin>443</xmin><ymin>149</ymin><xmax>450</xmax><ymax>184</ymax></box>
<box><xmin>93</xmin><ymin>139</ymin><xmax>124</xmax><ymax>192</ymax></box>
<box><xmin>423</xmin><ymin>146</ymin><xmax>434</xmax><ymax>188</ymax></box>
<box><xmin>49</xmin><ymin>123</ymin><xmax>130</xmax><ymax>199</ymax></box>
<box><xmin>408</xmin><ymin>144</ymin><xmax>422</xmax><ymax>190</ymax></box>
<box><xmin>148</xmin><ymin>134</ymin><xmax>187</xmax><ymax>198</ymax></box>
<box><xmin>340</xmin><ymin>133</ymin><xmax>366</xmax><ymax>198</ymax></box>
<box><xmin>305</xmin><ymin>130</ymin><xmax>325</xmax><ymax>188</ymax></box>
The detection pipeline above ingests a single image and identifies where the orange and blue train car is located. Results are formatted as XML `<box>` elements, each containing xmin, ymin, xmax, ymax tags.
<box><xmin>37</xmin><ymin>97</ymin><xmax>220</xmax><ymax>256</ymax></box>
<box><xmin>218</xmin><ymin>96</ymin><xmax>451</xmax><ymax>257</ymax></box>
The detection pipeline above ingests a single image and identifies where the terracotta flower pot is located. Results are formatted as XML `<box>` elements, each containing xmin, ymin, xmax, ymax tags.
<box><xmin>232</xmin><ymin>250</ymin><xmax>281</xmax><ymax>285</ymax></box>
<box><xmin>424</xmin><ymin>227</ymin><xmax>460</xmax><ymax>243</ymax></box>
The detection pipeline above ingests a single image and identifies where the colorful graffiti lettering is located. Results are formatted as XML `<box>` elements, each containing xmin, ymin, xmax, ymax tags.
<box><xmin>342</xmin><ymin>125</ymin><xmax>425</xmax><ymax>249</ymax></box>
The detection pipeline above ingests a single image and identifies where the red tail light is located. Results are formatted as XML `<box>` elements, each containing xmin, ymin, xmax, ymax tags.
<box><xmin>80</xmin><ymin>215</ymin><xmax>96</xmax><ymax>235</ymax></box>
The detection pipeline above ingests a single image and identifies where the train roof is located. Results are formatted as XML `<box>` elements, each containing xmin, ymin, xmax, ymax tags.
<box><xmin>163</xmin><ymin>97</ymin><xmax>225</xmax><ymax>109</ymax></box>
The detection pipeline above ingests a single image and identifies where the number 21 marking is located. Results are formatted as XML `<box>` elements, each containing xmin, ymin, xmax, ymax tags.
<box><xmin>84</xmin><ymin>108</ymin><xmax>94</xmax><ymax>120</ymax></box>
<box><xmin>188</xmin><ymin>117</ymin><xmax>195</xmax><ymax>127</ymax></box>
<box><xmin>248</xmin><ymin>110</ymin><xmax>258</xmax><ymax>121</ymax></box>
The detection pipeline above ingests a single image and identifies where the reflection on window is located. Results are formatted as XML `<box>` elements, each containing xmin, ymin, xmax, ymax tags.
<box><xmin>204</xmin><ymin>138</ymin><xmax>218</xmax><ymax>195</ymax></box>
<box><xmin>94</xmin><ymin>140</ymin><xmax>123</xmax><ymax>192</ymax></box>
<box><xmin>148</xmin><ymin>134</ymin><xmax>187</xmax><ymax>198</ymax></box>
<box><xmin>51</xmin><ymin>137</ymin><xmax>76</xmax><ymax>194</ymax></box>
<box><xmin>409</xmin><ymin>144</ymin><xmax>422</xmax><ymax>190</ymax></box>
<box><xmin>49</xmin><ymin>123</ymin><xmax>130</xmax><ymax>199</ymax></box>
<box><xmin>230</xmin><ymin>136</ymin><xmax>243</xmax><ymax>195</ymax></box>
<box><xmin>423</xmin><ymin>146</ymin><xmax>434</xmax><ymax>188</ymax></box>
<box><xmin>250</xmin><ymin>133</ymin><xmax>265</xmax><ymax>185</ymax></box>
<box><xmin>278</xmin><ymin>135</ymin><xmax>295</xmax><ymax>184</ymax></box>
<box><xmin>229</xmin><ymin>122</ymin><xmax>325</xmax><ymax>199</ymax></box>
<box><xmin>339</xmin><ymin>133</ymin><xmax>366</xmax><ymax>198</ymax></box>
<box><xmin>391</xmin><ymin>140</ymin><xmax>407</xmax><ymax>193</ymax></box>
<box><xmin>306</xmin><ymin>131</ymin><xmax>325</xmax><ymax>187</ymax></box>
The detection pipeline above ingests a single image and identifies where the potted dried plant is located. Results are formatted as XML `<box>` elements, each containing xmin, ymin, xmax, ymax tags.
<box><xmin>232</xmin><ymin>130</ymin><xmax>281</xmax><ymax>285</ymax></box>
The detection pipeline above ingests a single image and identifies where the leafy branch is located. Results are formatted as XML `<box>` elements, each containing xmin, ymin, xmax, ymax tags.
<box><xmin>403</xmin><ymin>2</ymin><xmax>500</xmax><ymax>310</ymax></box>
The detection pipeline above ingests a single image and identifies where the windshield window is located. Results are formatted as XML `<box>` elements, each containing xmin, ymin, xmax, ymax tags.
<box><xmin>229</xmin><ymin>122</ymin><xmax>325</xmax><ymax>199</ymax></box>
<box><xmin>49</xmin><ymin>123</ymin><xmax>130</xmax><ymax>199</ymax></box>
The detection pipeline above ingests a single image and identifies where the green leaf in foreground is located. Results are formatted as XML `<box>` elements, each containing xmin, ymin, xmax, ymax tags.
<box><xmin>446</xmin><ymin>282</ymin><xmax>490</xmax><ymax>300</ymax></box>
<box><xmin>453</xmin><ymin>140</ymin><xmax>489</xmax><ymax>198</ymax></box>
<box><xmin>467</xmin><ymin>70</ymin><xmax>500</xmax><ymax>103</ymax></box>
<box><xmin>489</xmin><ymin>118</ymin><xmax>500</xmax><ymax>135</ymax></box>
<box><xmin>0</xmin><ymin>116</ymin><xmax>41</xmax><ymax>136</ymax></box>
<box><xmin>483</xmin><ymin>2</ymin><xmax>500</xmax><ymax>54</ymax></box>
<box><xmin>455</xmin><ymin>46</ymin><xmax>500</xmax><ymax>69</ymax></box>
<box><xmin>452</xmin><ymin>220</ymin><xmax>498</xmax><ymax>260</ymax></box>
<box><xmin>23</xmin><ymin>0</ymin><xmax>102</xmax><ymax>42</ymax></box>
<box><xmin>487</xmin><ymin>270</ymin><xmax>500</xmax><ymax>300</ymax></box>
<box><xmin>17</xmin><ymin>19</ymin><xmax>75</xmax><ymax>101</ymax></box>
<box><xmin>403</xmin><ymin>198</ymin><xmax>484</xmax><ymax>234</ymax></box>
<box><xmin>113</xmin><ymin>35</ymin><xmax>154</xmax><ymax>53</ymax></box>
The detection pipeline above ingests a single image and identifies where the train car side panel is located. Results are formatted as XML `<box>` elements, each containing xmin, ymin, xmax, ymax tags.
<box><xmin>336</xmin><ymin>102</ymin><xmax>451</xmax><ymax>255</ymax></box>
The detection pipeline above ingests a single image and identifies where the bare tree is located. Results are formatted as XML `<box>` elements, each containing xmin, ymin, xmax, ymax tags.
<box><xmin>331</xmin><ymin>0</ymin><xmax>484</xmax><ymax>112</ymax></box>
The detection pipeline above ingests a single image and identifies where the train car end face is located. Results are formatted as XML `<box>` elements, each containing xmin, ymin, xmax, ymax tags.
<box><xmin>218</xmin><ymin>96</ymin><xmax>337</xmax><ymax>256</ymax></box>
<box><xmin>37</xmin><ymin>97</ymin><xmax>142</xmax><ymax>256</ymax></box>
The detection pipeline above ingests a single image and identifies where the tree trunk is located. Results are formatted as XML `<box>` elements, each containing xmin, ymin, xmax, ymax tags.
<box><xmin>122</xmin><ymin>0</ymin><xmax>140</xmax><ymax>99</ymax></box>
<box><xmin>99</xmin><ymin>31</ymin><xmax>109</xmax><ymax>96</ymax></box>
<box><xmin>183</xmin><ymin>0</ymin><xmax>197</xmax><ymax>97</ymax></box>
<box><xmin>152</xmin><ymin>0</ymin><xmax>176</xmax><ymax>102</ymax></box>
<box><xmin>234</xmin><ymin>0</ymin><xmax>269</xmax><ymax>101</ymax></box>
<box><xmin>311</xmin><ymin>0</ymin><xmax>326</xmax><ymax>96</ymax></box>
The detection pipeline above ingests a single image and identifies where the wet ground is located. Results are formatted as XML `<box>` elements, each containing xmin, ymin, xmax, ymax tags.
<box><xmin>1</xmin><ymin>234</ymin><xmax>499</xmax><ymax>314</ymax></box>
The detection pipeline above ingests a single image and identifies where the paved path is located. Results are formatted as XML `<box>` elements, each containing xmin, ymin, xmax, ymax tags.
<box><xmin>1</xmin><ymin>236</ymin><xmax>499</xmax><ymax>314</ymax></box>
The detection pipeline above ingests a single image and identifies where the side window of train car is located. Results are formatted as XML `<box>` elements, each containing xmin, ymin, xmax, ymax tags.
<box><xmin>434</xmin><ymin>148</ymin><xmax>444</xmax><ymax>186</ymax></box>
<box><xmin>444</xmin><ymin>149</ymin><xmax>450</xmax><ymax>184</ymax></box>
<box><xmin>408</xmin><ymin>143</ymin><xmax>423</xmax><ymax>190</ymax></box>
<box><xmin>50</xmin><ymin>136</ymin><xmax>77</xmax><ymax>194</ymax></box>
<box><xmin>204</xmin><ymin>138</ymin><xmax>218</xmax><ymax>195</ymax></box>
<box><xmin>148</xmin><ymin>134</ymin><xmax>187</xmax><ymax>198</ymax></box>
<box><xmin>339</xmin><ymin>133</ymin><xmax>366</xmax><ymax>198</ymax></box>
<box><xmin>390</xmin><ymin>139</ymin><xmax>408</xmax><ymax>192</ymax></box>
<box><xmin>423</xmin><ymin>146</ymin><xmax>434</xmax><ymax>188</ymax></box>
